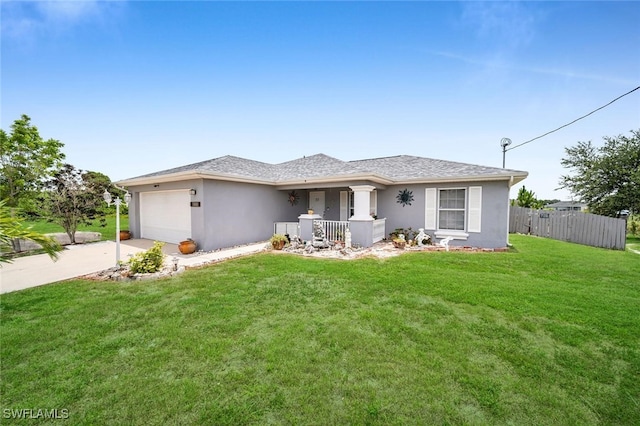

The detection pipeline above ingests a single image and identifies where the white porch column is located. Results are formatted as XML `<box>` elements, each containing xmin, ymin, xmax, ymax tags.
<box><xmin>349</xmin><ymin>185</ymin><xmax>376</xmax><ymax>221</ymax></box>
<box><xmin>298</xmin><ymin>213</ymin><xmax>322</xmax><ymax>243</ymax></box>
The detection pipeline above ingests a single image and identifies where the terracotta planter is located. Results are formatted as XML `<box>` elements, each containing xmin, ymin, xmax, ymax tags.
<box><xmin>392</xmin><ymin>240</ymin><xmax>406</xmax><ymax>249</ymax></box>
<box><xmin>119</xmin><ymin>230</ymin><xmax>132</xmax><ymax>240</ymax></box>
<box><xmin>272</xmin><ymin>240</ymin><xmax>286</xmax><ymax>250</ymax></box>
<box><xmin>179</xmin><ymin>240</ymin><xmax>197</xmax><ymax>254</ymax></box>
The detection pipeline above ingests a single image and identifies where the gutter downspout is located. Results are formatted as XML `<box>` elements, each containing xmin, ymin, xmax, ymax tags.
<box><xmin>507</xmin><ymin>176</ymin><xmax>514</xmax><ymax>247</ymax></box>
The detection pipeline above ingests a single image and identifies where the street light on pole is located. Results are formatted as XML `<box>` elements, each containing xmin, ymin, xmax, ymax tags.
<box><xmin>500</xmin><ymin>138</ymin><xmax>512</xmax><ymax>168</ymax></box>
<box><xmin>103</xmin><ymin>189</ymin><xmax>132</xmax><ymax>267</ymax></box>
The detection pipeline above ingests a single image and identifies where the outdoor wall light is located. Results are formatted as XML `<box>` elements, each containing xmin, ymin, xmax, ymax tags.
<box><xmin>189</xmin><ymin>189</ymin><xmax>196</xmax><ymax>195</ymax></box>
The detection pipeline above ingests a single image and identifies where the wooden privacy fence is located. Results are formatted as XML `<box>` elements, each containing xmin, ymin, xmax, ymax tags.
<box><xmin>509</xmin><ymin>206</ymin><xmax>626</xmax><ymax>250</ymax></box>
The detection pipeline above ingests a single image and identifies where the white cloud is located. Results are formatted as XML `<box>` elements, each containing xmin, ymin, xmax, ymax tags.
<box><xmin>1</xmin><ymin>1</ymin><xmax>126</xmax><ymax>41</ymax></box>
<box><xmin>459</xmin><ymin>1</ymin><xmax>538</xmax><ymax>48</ymax></box>
<box><xmin>37</xmin><ymin>1</ymin><xmax>104</xmax><ymax>22</ymax></box>
<box><xmin>429</xmin><ymin>50</ymin><xmax>636</xmax><ymax>86</ymax></box>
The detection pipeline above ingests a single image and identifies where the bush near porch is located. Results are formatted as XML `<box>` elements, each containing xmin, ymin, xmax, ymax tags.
<box><xmin>1</xmin><ymin>235</ymin><xmax>638</xmax><ymax>424</ymax></box>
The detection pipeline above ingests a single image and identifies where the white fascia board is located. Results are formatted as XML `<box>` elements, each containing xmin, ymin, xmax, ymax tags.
<box><xmin>274</xmin><ymin>173</ymin><xmax>393</xmax><ymax>188</ymax></box>
<box><xmin>394</xmin><ymin>172</ymin><xmax>528</xmax><ymax>186</ymax></box>
<box><xmin>116</xmin><ymin>171</ymin><xmax>275</xmax><ymax>187</ymax></box>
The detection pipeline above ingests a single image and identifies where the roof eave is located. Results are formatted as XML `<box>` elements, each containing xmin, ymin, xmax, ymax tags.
<box><xmin>274</xmin><ymin>173</ymin><xmax>393</xmax><ymax>188</ymax></box>
<box><xmin>116</xmin><ymin>170</ymin><xmax>276</xmax><ymax>187</ymax></box>
<box><xmin>393</xmin><ymin>172</ymin><xmax>528</xmax><ymax>186</ymax></box>
<box><xmin>117</xmin><ymin>170</ymin><xmax>528</xmax><ymax>188</ymax></box>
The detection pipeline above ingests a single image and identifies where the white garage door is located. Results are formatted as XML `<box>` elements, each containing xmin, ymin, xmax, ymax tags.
<box><xmin>140</xmin><ymin>190</ymin><xmax>191</xmax><ymax>244</ymax></box>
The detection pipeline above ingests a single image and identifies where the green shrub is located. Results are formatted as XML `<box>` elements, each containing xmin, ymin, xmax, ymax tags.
<box><xmin>389</xmin><ymin>227</ymin><xmax>416</xmax><ymax>241</ymax></box>
<box><xmin>129</xmin><ymin>241</ymin><xmax>165</xmax><ymax>274</ymax></box>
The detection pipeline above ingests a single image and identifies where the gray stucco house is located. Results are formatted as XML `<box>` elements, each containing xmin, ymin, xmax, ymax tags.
<box><xmin>116</xmin><ymin>154</ymin><xmax>527</xmax><ymax>250</ymax></box>
<box><xmin>545</xmin><ymin>201</ymin><xmax>588</xmax><ymax>212</ymax></box>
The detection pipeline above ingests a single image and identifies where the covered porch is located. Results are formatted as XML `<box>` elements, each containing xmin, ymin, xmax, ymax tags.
<box><xmin>275</xmin><ymin>185</ymin><xmax>386</xmax><ymax>248</ymax></box>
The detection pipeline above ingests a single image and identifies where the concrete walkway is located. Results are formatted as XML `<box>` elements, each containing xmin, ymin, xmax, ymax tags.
<box><xmin>1</xmin><ymin>239</ymin><xmax>267</xmax><ymax>294</ymax></box>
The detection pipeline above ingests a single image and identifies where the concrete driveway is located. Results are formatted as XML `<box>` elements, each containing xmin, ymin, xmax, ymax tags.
<box><xmin>1</xmin><ymin>240</ymin><xmax>267</xmax><ymax>294</ymax></box>
<box><xmin>1</xmin><ymin>241</ymin><xmax>149</xmax><ymax>294</ymax></box>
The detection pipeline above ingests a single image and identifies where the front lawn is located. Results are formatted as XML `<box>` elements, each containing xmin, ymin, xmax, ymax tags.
<box><xmin>1</xmin><ymin>235</ymin><xmax>638</xmax><ymax>424</ymax></box>
<box><xmin>24</xmin><ymin>214</ymin><xmax>129</xmax><ymax>242</ymax></box>
<box><xmin>628</xmin><ymin>235</ymin><xmax>640</xmax><ymax>253</ymax></box>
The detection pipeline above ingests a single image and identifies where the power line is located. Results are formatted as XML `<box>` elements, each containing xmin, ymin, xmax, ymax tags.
<box><xmin>505</xmin><ymin>85</ymin><xmax>640</xmax><ymax>152</ymax></box>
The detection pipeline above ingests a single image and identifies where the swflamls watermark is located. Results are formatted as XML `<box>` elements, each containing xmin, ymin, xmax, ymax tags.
<box><xmin>2</xmin><ymin>408</ymin><xmax>69</xmax><ymax>420</ymax></box>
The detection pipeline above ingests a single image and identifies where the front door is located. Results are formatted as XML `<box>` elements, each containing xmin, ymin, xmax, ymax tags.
<box><xmin>309</xmin><ymin>191</ymin><xmax>325</xmax><ymax>217</ymax></box>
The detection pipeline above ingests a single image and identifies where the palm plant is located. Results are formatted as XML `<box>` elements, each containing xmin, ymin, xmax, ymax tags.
<box><xmin>0</xmin><ymin>200</ymin><xmax>61</xmax><ymax>264</ymax></box>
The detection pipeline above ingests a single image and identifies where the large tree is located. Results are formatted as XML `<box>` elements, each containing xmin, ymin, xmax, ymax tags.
<box><xmin>42</xmin><ymin>164</ymin><xmax>107</xmax><ymax>244</ymax></box>
<box><xmin>0</xmin><ymin>114</ymin><xmax>65</xmax><ymax>210</ymax></box>
<box><xmin>559</xmin><ymin>129</ymin><xmax>640</xmax><ymax>217</ymax></box>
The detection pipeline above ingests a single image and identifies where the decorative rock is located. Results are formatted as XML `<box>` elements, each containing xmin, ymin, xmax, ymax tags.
<box><xmin>312</xmin><ymin>221</ymin><xmax>330</xmax><ymax>248</ymax></box>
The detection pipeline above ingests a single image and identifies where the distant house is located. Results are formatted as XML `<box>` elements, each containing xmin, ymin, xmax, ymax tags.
<box><xmin>116</xmin><ymin>154</ymin><xmax>528</xmax><ymax>250</ymax></box>
<box><xmin>545</xmin><ymin>201</ymin><xmax>588</xmax><ymax>212</ymax></box>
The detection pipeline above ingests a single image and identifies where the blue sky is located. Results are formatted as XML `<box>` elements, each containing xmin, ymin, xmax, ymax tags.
<box><xmin>2</xmin><ymin>1</ymin><xmax>639</xmax><ymax>200</ymax></box>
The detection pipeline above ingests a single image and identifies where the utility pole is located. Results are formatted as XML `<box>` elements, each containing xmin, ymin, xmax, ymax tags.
<box><xmin>500</xmin><ymin>138</ymin><xmax>512</xmax><ymax>168</ymax></box>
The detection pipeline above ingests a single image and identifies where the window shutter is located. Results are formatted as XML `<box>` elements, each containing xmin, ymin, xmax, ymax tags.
<box><xmin>425</xmin><ymin>188</ymin><xmax>436</xmax><ymax>230</ymax></box>
<box><xmin>340</xmin><ymin>191</ymin><xmax>348</xmax><ymax>221</ymax></box>
<box><xmin>468</xmin><ymin>186</ymin><xmax>482</xmax><ymax>233</ymax></box>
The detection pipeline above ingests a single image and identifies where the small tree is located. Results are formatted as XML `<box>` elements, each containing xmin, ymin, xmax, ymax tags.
<box><xmin>512</xmin><ymin>186</ymin><xmax>544</xmax><ymax>209</ymax></box>
<box><xmin>0</xmin><ymin>200</ymin><xmax>61</xmax><ymax>264</ymax></box>
<box><xmin>42</xmin><ymin>164</ymin><xmax>105</xmax><ymax>244</ymax></box>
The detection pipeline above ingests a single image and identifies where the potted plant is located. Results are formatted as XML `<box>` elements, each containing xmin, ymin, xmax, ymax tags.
<box><xmin>392</xmin><ymin>233</ymin><xmax>406</xmax><ymax>249</ymax></box>
<box><xmin>270</xmin><ymin>234</ymin><xmax>288</xmax><ymax>250</ymax></box>
<box><xmin>178</xmin><ymin>238</ymin><xmax>197</xmax><ymax>254</ymax></box>
<box><xmin>392</xmin><ymin>238</ymin><xmax>406</xmax><ymax>249</ymax></box>
<box><xmin>307</xmin><ymin>209</ymin><xmax>314</xmax><ymax>215</ymax></box>
<box><xmin>119</xmin><ymin>230</ymin><xmax>132</xmax><ymax>240</ymax></box>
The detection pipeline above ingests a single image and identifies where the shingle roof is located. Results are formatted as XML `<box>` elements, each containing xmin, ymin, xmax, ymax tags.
<box><xmin>546</xmin><ymin>201</ymin><xmax>587</xmax><ymax>208</ymax></box>
<box><xmin>349</xmin><ymin>155</ymin><xmax>522</xmax><ymax>181</ymax></box>
<box><xmin>129</xmin><ymin>155</ymin><xmax>277</xmax><ymax>181</ymax></box>
<box><xmin>119</xmin><ymin>153</ymin><xmax>527</xmax><ymax>185</ymax></box>
<box><xmin>273</xmin><ymin>154</ymin><xmax>367</xmax><ymax>181</ymax></box>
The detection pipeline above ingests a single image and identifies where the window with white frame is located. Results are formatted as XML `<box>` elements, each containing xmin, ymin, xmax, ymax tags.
<box><xmin>340</xmin><ymin>190</ymin><xmax>377</xmax><ymax>220</ymax></box>
<box><xmin>438</xmin><ymin>188</ymin><xmax>466</xmax><ymax>230</ymax></box>
<box><xmin>349</xmin><ymin>191</ymin><xmax>355</xmax><ymax>218</ymax></box>
<box><xmin>425</xmin><ymin>186</ymin><xmax>481</xmax><ymax>235</ymax></box>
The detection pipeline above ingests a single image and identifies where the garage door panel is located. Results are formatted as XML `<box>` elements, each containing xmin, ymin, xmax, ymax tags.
<box><xmin>140</xmin><ymin>191</ymin><xmax>191</xmax><ymax>244</ymax></box>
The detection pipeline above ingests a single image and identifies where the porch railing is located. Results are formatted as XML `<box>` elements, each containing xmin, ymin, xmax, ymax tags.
<box><xmin>373</xmin><ymin>218</ymin><xmax>386</xmax><ymax>242</ymax></box>
<box><xmin>274</xmin><ymin>222</ymin><xmax>300</xmax><ymax>237</ymax></box>
<box><xmin>315</xmin><ymin>220</ymin><xmax>349</xmax><ymax>242</ymax></box>
<box><xmin>275</xmin><ymin>218</ymin><xmax>386</xmax><ymax>245</ymax></box>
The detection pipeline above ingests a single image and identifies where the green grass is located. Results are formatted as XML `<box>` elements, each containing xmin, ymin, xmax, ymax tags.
<box><xmin>1</xmin><ymin>235</ymin><xmax>639</xmax><ymax>425</ymax></box>
<box><xmin>23</xmin><ymin>215</ymin><xmax>129</xmax><ymax>242</ymax></box>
